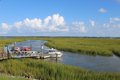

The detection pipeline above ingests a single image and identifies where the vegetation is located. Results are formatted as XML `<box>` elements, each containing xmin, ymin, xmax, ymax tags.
<box><xmin>0</xmin><ymin>38</ymin><xmax>24</xmax><ymax>47</ymax></box>
<box><xmin>0</xmin><ymin>59</ymin><xmax>120</xmax><ymax>80</ymax></box>
<box><xmin>0</xmin><ymin>37</ymin><xmax>120</xmax><ymax>80</ymax></box>
<box><xmin>0</xmin><ymin>74</ymin><xmax>27</xmax><ymax>80</ymax></box>
<box><xmin>0</xmin><ymin>37</ymin><xmax>120</xmax><ymax>56</ymax></box>
<box><xmin>45</xmin><ymin>38</ymin><xmax>120</xmax><ymax>56</ymax></box>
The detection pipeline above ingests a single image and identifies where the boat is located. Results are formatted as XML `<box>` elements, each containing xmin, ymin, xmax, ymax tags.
<box><xmin>20</xmin><ymin>46</ymin><xmax>32</xmax><ymax>51</ymax></box>
<box><xmin>46</xmin><ymin>48</ymin><xmax>63</xmax><ymax>58</ymax></box>
<box><xmin>14</xmin><ymin>47</ymin><xmax>20</xmax><ymax>51</ymax></box>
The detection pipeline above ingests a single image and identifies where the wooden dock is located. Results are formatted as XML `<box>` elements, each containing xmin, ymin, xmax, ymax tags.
<box><xmin>10</xmin><ymin>51</ymin><xmax>50</xmax><ymax>59</ymax></box>
<box><xmin>1</xmin><ymin>47</ymin><xmax>59</xmax><ymax>59</ymax></box>
<box><xmin>11</xmin><ymin>54</ymin><xmax>50</xmax><ymax>59</ymax></box>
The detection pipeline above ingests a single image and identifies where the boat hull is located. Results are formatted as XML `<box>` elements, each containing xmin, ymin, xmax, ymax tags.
<box><xmin>48</xmin><ymin>52</ymin><xmax>63</xmax><ymax>58</ymax></box>
<box><xmin>49</xmin><ymin>54</ymin><xmax>62</xmax><ymax>58</ymax></box>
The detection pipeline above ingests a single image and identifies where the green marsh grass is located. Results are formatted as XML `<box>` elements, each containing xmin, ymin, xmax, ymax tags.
<box><xmin>0</xmin><ymin>37</ymin><xmax>120</xmax><ymax>80</ymax></box>
<box><xmin>0</xmin><ymin>59</ymin><xmax>120</xmax><ymax>80</ymax></box>
<box><xmin>45</xmin><ymin>38</ymin><xmax>120</xmax><ymax>56</ymax></box>
<box><xmin>0</xmin><ymin>74</ymin><xmax>28</xmax><ymax>80</ymax></box>
<box><xmin>0</xmin><ymin>37</ymin><xmax>120</xmax><ymax>56</ymax></box>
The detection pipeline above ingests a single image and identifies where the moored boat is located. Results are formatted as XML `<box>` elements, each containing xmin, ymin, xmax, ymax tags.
<box><xmin>46</xmin><ymin>48</ymin><xmax>63</xmax><ymax>58</ymax></box>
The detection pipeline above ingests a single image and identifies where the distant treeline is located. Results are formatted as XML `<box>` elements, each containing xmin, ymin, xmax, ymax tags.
<box><xmin>0</xmin><ymin>36</ymin><xmax>120</xmax><ymax>39</ymax></box>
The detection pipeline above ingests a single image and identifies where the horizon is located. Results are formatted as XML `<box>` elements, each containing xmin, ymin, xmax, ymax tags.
<box><xmin>0</xmin><ymin>0</ymin><xmax>120</xmax><ymax>37</ymax></box>
<box><xmin>0</xmin><ymin>36</ymin><xmax>120</xmax><ymax>38</ymax></box>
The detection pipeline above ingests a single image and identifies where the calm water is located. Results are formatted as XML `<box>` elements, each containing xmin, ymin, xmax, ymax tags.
<box><xmin>11</xmin><ymin>40</ymin><xmax>120</xmax><ymax>72</ymax></box>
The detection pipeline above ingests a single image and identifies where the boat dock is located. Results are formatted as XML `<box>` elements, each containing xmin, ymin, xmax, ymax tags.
<box><xmin>11</xmin><ymin>54</ymin><xmax>50</xmax><ymax>59</ymax></box>
<box><xmin>36</xmin><ymin>54</ymin><xmax>50</xmax><ymax>59</ymax></box>
<box><xmin>9</xmin><ymin>51</ymin><xmax>50</xmax><ymax>59</ymax></box>
<box><xmin>3</xmin><ymin>41</ymin><xmax>63</xmax><ymax>59</ymax></box>
<box><xmin>8</xmin><ymin>50</ymin><xmax>60</xmax><ymax>59</ymax></box>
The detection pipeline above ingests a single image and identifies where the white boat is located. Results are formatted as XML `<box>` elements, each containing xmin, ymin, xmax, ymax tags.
<box><xmin>46</xmin><ymin>48</ymin><xmax>63</xmax><ymax>58</ymax></box>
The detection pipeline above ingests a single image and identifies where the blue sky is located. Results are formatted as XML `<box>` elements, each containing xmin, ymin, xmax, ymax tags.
<box><xmin>0</xmin><ymin>0</ymin><xmax>120</xmax><ymax>37</ymax></box>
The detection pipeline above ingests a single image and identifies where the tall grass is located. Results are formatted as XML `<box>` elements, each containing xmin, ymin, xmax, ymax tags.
<box><xmin>0</xmin><ymin>39</ymin><xmax>24</xmax><ymax>47</ymax></box>
<box><xmin>0</xmin><ymin>37</ymin><xmax>120</xmax><ymax>79</ymax></box>
<box><xmin>0</xmin><ymin>59</ymin><xmax>120</xmax><ymax>80</ymax></box>
<box><xmin>45</xmin><ymin>38</ymin><xmax>120</xmax><ymax>56</ymax></box>
<box><xmin>0</xmin><ymin>37</ymin><xmax>120</xmax><ymax>56</ymax></box>
<box><xmin>0</xmin><ymin>74</ymin><xmax>27</xmax><ymax>80</ymax></box>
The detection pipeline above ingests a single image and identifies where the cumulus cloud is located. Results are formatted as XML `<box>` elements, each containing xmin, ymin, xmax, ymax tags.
<box><xmin>99</xmin><ymin>8</ymin><xmax>107</xmax><ymax>13</ymax></box>
<box><xmin>1</xmin><ymin>13</ymin><xmax>119</xmax><ymax>37</ymax></box>
<box><xmin>104</xmin><ymin>17</ymin><xmax>120</xmax><ymax>28</ymax></box>
<box><xmin>0</xmin><ymin>23</ymin><xmax>10</xmax><ymax>34</ymax></box>
<box><xmin>72</xmin><ymin>21</ymin><xmax>86</xmax><ymax>33</ymax></box>
<box><xmin>110</xmin><ymin>17</ymin><xmax>120</xmax><ymax>23</ymax></box>
<box><xmin>89</xmin><ymin>19</ymin><xmax>96</xmax><ymax>27</ymax></box>
<box><xmin>0</xmin><ymin>14</ymin><xmax>69</xmax><ymax>35</ymax></box>
<box><xmin>0</xmin><ymin>14</ymin><xmax>89</xmax><ymax>35</ymax></box>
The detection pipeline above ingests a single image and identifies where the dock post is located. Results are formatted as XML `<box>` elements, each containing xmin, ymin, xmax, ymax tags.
<box><xmin>7</xmin><ymin>46</ymin><xmax>11</xmax><ymax>59</ymax></box>
<box><xmin>56</xmin><ymin>53</ymin><xmax>58</xmax><ymax>62</ymax></box>
<box><xmin>41</xmin><ymin>45</ymin><xmax>43</xmax><ymax>59</ymax></box>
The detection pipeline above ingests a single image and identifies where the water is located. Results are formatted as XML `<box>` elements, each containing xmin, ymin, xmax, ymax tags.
<box><xmin>13</xmin><ymin>40</ymin><xmax>45</xmax><ymax>51</ymax></box>
<box><xmin>60</xmin><ymin>52</ymin><xmax>120</xmax><ymax>72</ymax></box>
<box><xmin>11</xmin><ymin>40</ymin><xmax>120</xmax><ymax>72</ymax></box>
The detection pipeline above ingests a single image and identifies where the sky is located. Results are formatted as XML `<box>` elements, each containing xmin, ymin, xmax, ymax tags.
<box><xmin>0</xmin><ymin>0</ymin><xmax>120</xmax><ymax>37</ymax></box>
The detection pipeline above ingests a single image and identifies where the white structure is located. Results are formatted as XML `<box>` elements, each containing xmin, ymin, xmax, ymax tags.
<box><xmin>46</xmin><ymin>48</ymin><xmax>63</xmax><ymax>58</ymax></box>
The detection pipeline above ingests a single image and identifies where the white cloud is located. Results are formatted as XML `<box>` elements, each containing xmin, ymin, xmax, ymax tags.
<box><xmin>72</xmin><ymin>21</ymin><xmax>86</xmax><ymax>33</ymax></box>
<box><xmin>1</xmin><ymin>14</ymin><xmax>119</xmax><ymax>37</ymax></box>
<box><xmin>0</xmin><ymin>14</ymin><xmax>69</xmax><ymax>35</ymax></box>
<box><xmin>1</xmin><ymin>23</ymin><xmax>9</xmax><ymax>30</ymax></box>
<box><xmin>99</xmin><ymin>8</ymin><xmax>107</xmax><ymax>13</ymax></box>
<box><xmin>44</xmin><ymin>16</ymin><xmax>52</xmax><ymax>24</ymax></box>
<box><xmin>110</xmin><ymin>17</ymin><xmax>120</xmax><ymax>23</ymax></box>
<box><xmin>104</xmin><ymin>17</ymin><xmax>120</xmax><ymax>28</ymax></box>
<box><xmin>0</xmin><ymin>23</ymin><xmax>10</xmax><ymax>34</ymax></box>
<box><xmin>89</xmin><ymin>19</ymin><xmax>96</xmax><ymax>27</ymax></box>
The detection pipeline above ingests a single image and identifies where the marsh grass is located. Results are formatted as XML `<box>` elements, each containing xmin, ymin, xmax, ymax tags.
<box><xmin>0</xmin><ymin>73</ymin><xmax>27</xmax><ymax>80</ymax></box>
<box><xmin>0</xmin><ymin>37</ymin><xmax>120</xmax><ymax>80</ymax></box>
<box><xmin>45</xmin><ymin>38</ymin><xmax>120</xmax><ymax>56</ymax></box>
<box><xmin>0</xmin><ymin>37</ymin><xmax>120</xmax><ymax>56</ymax></box>
<box><xmin>0</xmin><ymin>59</ymin><xmax>120</xmax><ymax>80</ymax></box>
